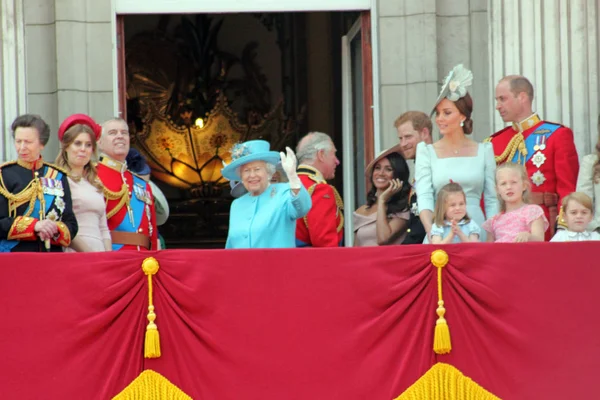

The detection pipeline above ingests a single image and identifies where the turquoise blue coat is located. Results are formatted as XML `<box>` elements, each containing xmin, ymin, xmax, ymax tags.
<box><xmin>226</xmin><ymin>183</ymin><xmax>312</xmax><ymax>249</ymax></box>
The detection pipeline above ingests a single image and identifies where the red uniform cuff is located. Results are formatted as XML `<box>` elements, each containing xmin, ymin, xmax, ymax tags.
<box><xmin>8</xmin><ymin>216</ymin><xmax>39</xmax><ymax>241</ymax></box>
<box><xmin>51</xmin><ymin>221</ymin><xmax>72</xmax><ymax>247</ymax></box>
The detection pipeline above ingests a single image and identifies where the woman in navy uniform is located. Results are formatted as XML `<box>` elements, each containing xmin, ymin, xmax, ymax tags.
<box><xmin>0</xmin><ymin>114</ymin><xmax>77</xmax><ymax>252</ymax></box>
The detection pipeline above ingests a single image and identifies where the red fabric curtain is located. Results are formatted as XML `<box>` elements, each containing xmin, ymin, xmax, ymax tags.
<box><xmin>1</xmin><ymin>243</ymin><xmax>597</xmax><ymax>399</ymax></box>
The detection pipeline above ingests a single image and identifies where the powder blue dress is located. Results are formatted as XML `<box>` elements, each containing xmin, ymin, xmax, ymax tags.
<box><xmin>415</xmin><ymin>142</ymin><xmax>499</xmax><ymax>242</ymax></box>
<box><xmin>226</xmin><ymin>183</ymin><xmax>312</xmax><ymax>249</ymax></box>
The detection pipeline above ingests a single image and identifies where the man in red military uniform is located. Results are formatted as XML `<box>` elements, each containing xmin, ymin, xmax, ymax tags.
<box><xmin>488</xmin><ymin>75</ymin><xmax>579</xmax><ymax>240</ymax></box>
<box><xmin>295</xmin><ymin>132</ymin><xmax>343</xmax><ymax>247</ymax></box>
<box><xmin>97</xmin><ymin>118</ymin><xmax>158</xmax><ymax>250</ymax></box>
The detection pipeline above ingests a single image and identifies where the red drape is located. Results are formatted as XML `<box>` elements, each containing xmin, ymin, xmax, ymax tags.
<box><xmin>1</xmin><ymin>243</ymin><xmax>597</xmax><ymax>399</ymax></box>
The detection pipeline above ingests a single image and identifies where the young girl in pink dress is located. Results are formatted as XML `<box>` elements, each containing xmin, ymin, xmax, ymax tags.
<box><xmin>482</xmin><ymin>163</ymin><xmax>548</xmax><ymax>242</ymax></box>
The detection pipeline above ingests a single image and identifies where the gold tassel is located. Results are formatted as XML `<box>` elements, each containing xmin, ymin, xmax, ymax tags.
<box><xmin>394</xmin><ymin>362</ymin><xmax>500</xmax><ymax>400</ymax></box>
<box><xmin>112</xmin><ymin>369</ymin><xmax>192</xmax><ymax>400</ymax></box>
<box><xmin>142</xmin><ymin>257</ymin><xmax>161</xmax><ymax>358</ymax></box>
<box><xmin>430</xmin><ymin>250</ymin><xmax>451</xmax><ymax>354</ymax></box>
<box><xmin>434</xmin><ymin>300</ymin><xmax>451</xmax><ymax>354</ymax></box>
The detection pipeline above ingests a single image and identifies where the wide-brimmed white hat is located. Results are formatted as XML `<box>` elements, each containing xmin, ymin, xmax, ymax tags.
<box><xmin>221</xmin><ymin>140</ymin><xmax>280</xmax><ymax>181</ymax></box>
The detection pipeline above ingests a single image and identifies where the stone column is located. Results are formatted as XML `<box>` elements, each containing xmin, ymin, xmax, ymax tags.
<box><xmin>375</xmin><ymin>0</ymin><xmax>491</xmax><ymax>148</ymax></box>
<box><xmin>0</xmin><ymin>0</ymin><xmax>27</xmax><ymax>162</ymax></box>
<box><xmin>24</xmin><ymin>0</ymin><xmax>115</xmax><ymax>160</ymax></box>
<box><xmin>489</xmin><ymin>0</ymin><xmax>599</xmax><ymax>155</ymax></box>
<box><xmin>376</xmin><ymin>0</ymin><xmax>439</xmax><ymax>151</ymax></box>
<box><xmin>436</xmin><ymin>0</ymin><xmax>490</xmax><ymax>143</ymax></box>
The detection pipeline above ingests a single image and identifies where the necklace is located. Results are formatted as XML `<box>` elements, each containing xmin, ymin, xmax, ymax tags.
<box><xmin>70</xmin><ymin>174</ymin><xmax>83</xmax><ymax>182</ymax></box>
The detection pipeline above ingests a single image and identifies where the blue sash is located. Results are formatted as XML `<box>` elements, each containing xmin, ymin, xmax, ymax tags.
<box><xmin>111</xmin><ymin>174</ymin><xmax>148</xmax><ymax>251</ymax></box>
<box><xmin>0</xmin><ymin>167</ymin><xmax>63</xmax><ymax>252</ymax></box>
<box><xmin>511</xmin><ymin>123</ymin><xmax>560</xmax><ymax>164</ymax></box>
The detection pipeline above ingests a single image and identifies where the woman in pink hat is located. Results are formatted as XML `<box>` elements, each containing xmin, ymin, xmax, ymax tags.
<box><xmin>55</xmin><ymin>114</ymin><xmax>112</xmax><ymax>252</ymax></box>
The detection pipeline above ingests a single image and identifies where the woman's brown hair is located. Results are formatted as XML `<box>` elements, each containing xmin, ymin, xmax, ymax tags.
<box><xmin>55</xmin><ymin>124</ymin><xmax>103</xmax><ymax>191</ymax></box>
<box><xmin>453</xmin><ymin>92</ymin><xmax>473</xmax><ymax>134</ymax></box>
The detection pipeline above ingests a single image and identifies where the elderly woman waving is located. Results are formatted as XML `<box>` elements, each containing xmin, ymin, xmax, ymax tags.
<box><xmin>222</xmin><ymin>140</ymin><xmax>311</xmax><ymax>248</ymax></box>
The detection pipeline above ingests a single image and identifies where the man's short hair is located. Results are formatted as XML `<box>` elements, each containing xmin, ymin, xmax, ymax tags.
<box><xmin>100</xmin><ymin>117</ymin><xmax>128</xmax><ymax>136</ymax></box>
<box><xmin>296</xmin><ymin>131</ymin><xmax>334</xmax><ymax>164</ymax></box>
<box><xmin>502</xmin><ymin>75</ymin><xmax>534</xmax><ymax>102</ymax></box>
<box><xmin>393</xmin><ymin>111</ymin><xmax>432</xmax><ymax>134</ymax></box>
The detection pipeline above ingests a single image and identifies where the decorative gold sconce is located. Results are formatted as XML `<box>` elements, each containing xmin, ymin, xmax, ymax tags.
<box><xmin>132</xmin><ymin>93</ymin><xmax>287</xmax><ymax>197</ymax></box>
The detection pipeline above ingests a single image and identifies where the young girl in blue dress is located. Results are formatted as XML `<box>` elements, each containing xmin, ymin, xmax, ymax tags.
<box><xmin>430</xmin><ymin>182</ymin><xmax>481</xmax><ymax>244</ymax></box>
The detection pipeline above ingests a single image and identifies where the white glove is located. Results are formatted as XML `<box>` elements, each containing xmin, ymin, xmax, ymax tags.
<box><xmin>280</xmin><ymin>146</ymin><xmax>301</xmax><ymax>190</ymax></box>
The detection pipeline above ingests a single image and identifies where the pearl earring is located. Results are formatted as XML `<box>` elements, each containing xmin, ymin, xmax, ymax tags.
<box><xmin>460</xmin><ymin>120</ymin><xmax>465</xmax><ymax>127</ymax></box>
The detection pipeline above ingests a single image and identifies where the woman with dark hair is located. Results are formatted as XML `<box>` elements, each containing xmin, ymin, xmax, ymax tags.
<box><xmin>415</xmin><ymin>64</ymin><xmax>498</xmax><ymax>242</ymax></box>
<box><xmin>575</xmin><ymin>116</ymin><xmax>600</xmax><ymax>232</ymax></box>
<box><xmin>353</xmin><ymin>145</ymin><xmax>412</xmax><ymax>246</ymax></box>
<box><xmin>56</xmin><ymin>114</ymin><xmax>111</xmax><ymax>252</ymax></box>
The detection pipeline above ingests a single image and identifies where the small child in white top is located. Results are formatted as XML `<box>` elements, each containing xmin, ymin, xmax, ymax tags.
<box><xmin>551</xmin><ymin>192</ymin><xmax>600</xmax><ymax>242</ymax></box>
<box><xmin>430</xmin><ymin>182</ymin><xmax>480</xmax><ymax>244</ymax></box>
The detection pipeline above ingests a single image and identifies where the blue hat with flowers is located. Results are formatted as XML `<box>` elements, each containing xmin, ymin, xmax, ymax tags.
<box><xmin>221</xmin><ymin>140</ymin><xmax>280</xmax><ymax>181</ymax></box>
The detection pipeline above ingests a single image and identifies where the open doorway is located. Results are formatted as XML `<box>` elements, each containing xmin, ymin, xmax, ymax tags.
<box><xmin>116</xmin><ymin>12</ymin><xmax>373</xmax><ymax>248</ymax></box>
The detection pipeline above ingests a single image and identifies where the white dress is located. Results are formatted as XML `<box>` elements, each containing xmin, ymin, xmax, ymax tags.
<box><xmin>415</xmin><ymin>141</ymin><xmax>499</xmax><ymax>241</ymax></box>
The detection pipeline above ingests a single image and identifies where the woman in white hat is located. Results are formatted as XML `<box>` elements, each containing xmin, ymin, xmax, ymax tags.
<box><xmin>353</xmin><ymin>145</ymin><xmax>412</xmax><ymax>246</ymax></box>
<box><xmin>222</xmin><ymin>140</ymin><xmax>311</xmax><ymax>248</ymax></box>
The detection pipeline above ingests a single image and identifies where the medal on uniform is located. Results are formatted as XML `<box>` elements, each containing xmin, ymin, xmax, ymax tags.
<box><xmin>532</xmin><ymin>152</ymin><xmax>546</xmax><ymax>168</ymax></box>
<box><xmin>539</xmin><ymin>135</ymin><xmax>547</xmax><ymax>151</ymax></box>
<box><xmin>533</xmin><ymin>135</ymin><xmax>540</xmax><ymax>151</ymax></box>
<box><xmin>531</xmin><ymin>171</ymin><xmax>546</xmax><ymax>186</ymax></box>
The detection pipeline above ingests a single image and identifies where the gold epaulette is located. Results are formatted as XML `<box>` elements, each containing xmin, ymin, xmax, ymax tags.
<box><xmin>43</xmin><ymin>162</ymin><xmax>68</xmax><ymax>175</ymax></box>
<box><xmin>482</xmin><ymin>137</ymin><xmax>492</xmax><ymax>143</ymax></box>
<box><xmin>0</xmin><ymin>160</ymin><xmax>17</xmax><ymax>169</ymax></box>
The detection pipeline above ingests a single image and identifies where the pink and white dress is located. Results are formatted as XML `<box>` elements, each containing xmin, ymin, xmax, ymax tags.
<box><xmin>482</xmin><ymin>204</ymin><xmax>549</xmax><ymax>242</ymax></box>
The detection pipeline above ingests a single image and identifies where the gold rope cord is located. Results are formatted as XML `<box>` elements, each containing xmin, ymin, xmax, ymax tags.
<box><xmin>494</xmin><ymin>132</ymin><xmax>526</xmax><ymax>164</ymax></box>
<box><xmin>103</xmin><ymin>184</ymin><xmax>130</xmax><ymax>219</ymax></box>
<box><xmin>431</xmin><ymin>250</ymin><xmax>451</xmax><ymax>354</ymax></box>
<box><xmin>0</xmin><ymin>173</ymin><xmax>44</xmax><ymax>218</ymax></box>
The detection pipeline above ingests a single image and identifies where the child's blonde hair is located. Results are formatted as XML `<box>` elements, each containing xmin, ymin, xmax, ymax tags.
<box><xmin>495</xmin><ymin>163</ymin><xmax>530</xmax><ymax>212</ymax></box>
<box><xmin>433</xmin><ymin>182</ymin><xmax>471</xmax><ymax>225</ymax></box>
<box><xmin>561</xmin><ymin>192</ymin><xmax>594</xmax><ymax>215</ymax></box>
